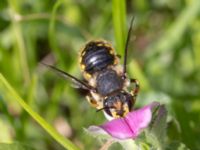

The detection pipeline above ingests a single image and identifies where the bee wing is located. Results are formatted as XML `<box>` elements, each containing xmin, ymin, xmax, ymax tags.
<box><xmin>70</xmin><ymin>79</ymin><xmax>89</xmax><ymax>90</ymax></box>
<box><xmin>42</xmin><ymin>63</ymin><xmax>94</xmax><ymax>91</ymax></box>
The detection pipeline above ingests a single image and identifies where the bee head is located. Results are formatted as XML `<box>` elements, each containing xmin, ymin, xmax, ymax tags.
<box><xmin>102</xmin><ymin>91</ymin><xmax>134</xmax><ymax>118</ymax></box>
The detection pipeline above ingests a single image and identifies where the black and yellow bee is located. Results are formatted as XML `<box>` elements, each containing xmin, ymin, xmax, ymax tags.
<box><xmin>44</xmin><ymin>17</ymin><xmax>139</xmax><ymax>119</ymax></box>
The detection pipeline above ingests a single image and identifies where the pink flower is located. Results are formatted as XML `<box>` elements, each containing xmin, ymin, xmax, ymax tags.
<box><xmin>88</xmin><ymin>102</ymin><xmax>160</xmax><ymax>140</ymax></box>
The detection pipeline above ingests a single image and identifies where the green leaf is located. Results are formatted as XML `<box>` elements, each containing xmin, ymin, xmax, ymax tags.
<box><xmin>0</xmin><ymin>143</ymin><xmax>35</xmax><ymax>150</ymax></box>
<box><xmin>48</xmin><ymin>0</ymin><xmax>65</xmax><ymax>64</ymax></box>
<box><xmin>145</xmin><ymin>104</ymin><xmax>168</xmax><ymax>149</ymax></box>
<box><xmin>166</xmin><ymin>142</ymin><xmax>190</xmax><ymax>150</ymax></box>
<box><xmin>7</xmin><ymin>0</ymin><xmax>31</xmax><ymax>84</ymax></box>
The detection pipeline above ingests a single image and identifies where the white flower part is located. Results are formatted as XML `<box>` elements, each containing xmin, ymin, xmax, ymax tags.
<box><xmin>103</xmin><ymin>111</ymin><xmax>115</xmax><ymax>121</ymax></box>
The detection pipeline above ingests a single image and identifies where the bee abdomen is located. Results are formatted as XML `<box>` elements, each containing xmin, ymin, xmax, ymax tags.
<box><xmin>81</xmin><ymin>41</ymin><xmax>115</xmax><ymax>74</ymax></box>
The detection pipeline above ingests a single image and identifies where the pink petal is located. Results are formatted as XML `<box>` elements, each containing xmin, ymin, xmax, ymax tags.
<box><xmin>101</xmin><ymin>118</ymin><xmax>134</xmax><ymax>139</ymax></box>
<box><xmin>99</xmin><ymin>102</ymin><xmax>160</xmax><ymax>140</ymax></box>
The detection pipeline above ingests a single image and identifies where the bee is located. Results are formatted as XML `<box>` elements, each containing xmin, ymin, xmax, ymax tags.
<box><xmin>43</xmin><ymin>17</ymin><xmax>139</xmax><ymax>119</ymax></box>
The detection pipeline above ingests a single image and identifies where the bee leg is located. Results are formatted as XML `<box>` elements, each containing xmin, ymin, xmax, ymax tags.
<box><xmin>116</xmin><ymin>54</ymin><xmax>121</xmax><ymax>59</ymax></box>
<box><xmin>86</xmin><ymin>94</ymin><xmax>99</xmax><ymax>108</ymax></box>
<box><xmin>130</xmin><ymin>78</ymin><xmax>140</xmax><ymax>99</ymax></box>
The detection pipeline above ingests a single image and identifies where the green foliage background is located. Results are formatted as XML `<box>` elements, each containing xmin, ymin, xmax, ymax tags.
<box><xmin>0</xmin><ymin>0</ymin><xmax>200</xmax><ymax>149</ymax></box>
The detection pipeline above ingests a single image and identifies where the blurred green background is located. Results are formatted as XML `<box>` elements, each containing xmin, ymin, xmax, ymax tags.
<box><xmin>0</xmin><ymin>0</ymin><xmax>200</xmax><ymax>149</ymax></box>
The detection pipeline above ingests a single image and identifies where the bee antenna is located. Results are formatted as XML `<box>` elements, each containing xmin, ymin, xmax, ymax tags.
<box><xmin>96</xmin><ymin>107</ymin><xmax>106</xmax><ymax>112</ymax></box>
<box><xmin>123</xmin><ymin>16</ymin><xmax>135</xmax><ymax>77</ymax></box>
<box><xmin>96</xmin><ymin>106</ymin><xmax>112</xmax><ymax>112</ymax></box>
<box><xmin>96</xmin><ymin>106</ymin><xmax>115</xmax><ymax>112</ymax></box>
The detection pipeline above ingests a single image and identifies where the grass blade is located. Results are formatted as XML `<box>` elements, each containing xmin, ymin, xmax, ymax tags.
<box><xmin>145</xmin><ymin>0</ymin><xmax>200</xmax><ymax>59</ymax></box>
<box><xmin>112</xmin><ymin>0</ymin><xmax>126</xmax><ymax>55</ymax></box>
<box><xmin>0</xmin><ymin>74</ymin><xmax>80</xmax><ymax>150</ymax></box>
